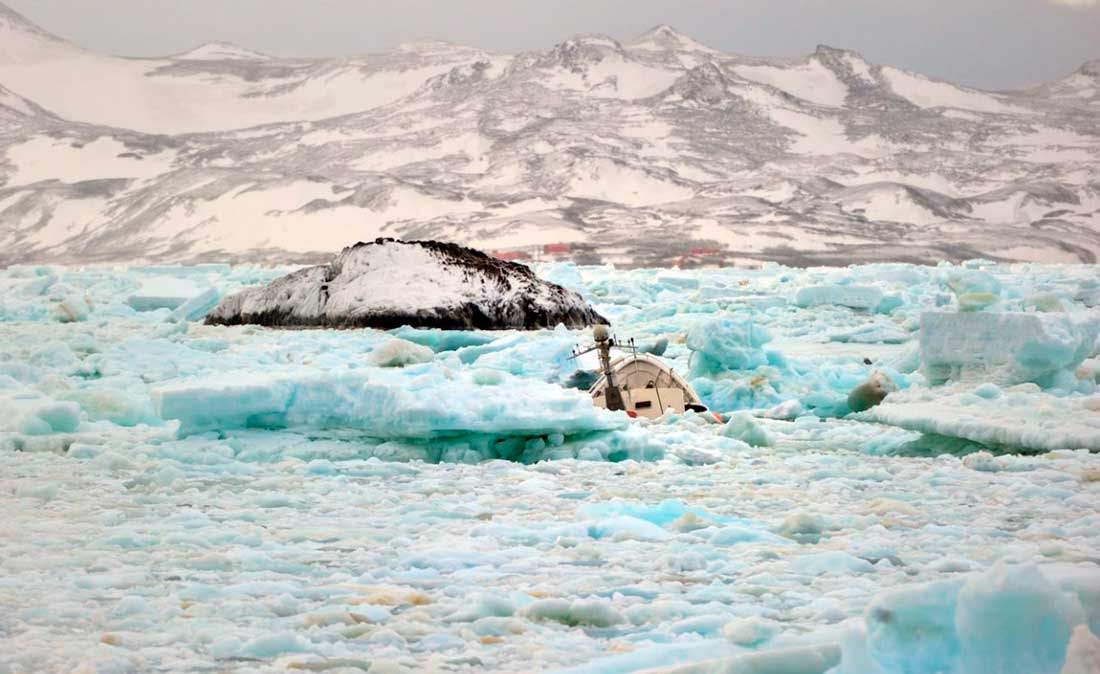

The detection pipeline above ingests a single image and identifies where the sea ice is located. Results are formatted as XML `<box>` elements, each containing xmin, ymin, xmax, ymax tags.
<box><xmin>867</xmin><ymin>563</ymin><xmax>1093</xmax><ymax>674</ymax></box>
<box><xmin>127</xmin><ymin>276</ymin><xmax>207</xmax><ymax>311</ymax></box>
<box><xmin>858</xmin><ymin>386</ymin><xmax>1100</xmax><ymax>451</ymax></box>
<box><xmin>921</xmin><ymin>311</ymin><xmax>1098</xmax><ymax>386</ymax></box>
<box><xmin>687</xmin><ymin>315</ymin><xmax>773</xmax><ymax>375</ymax></box>
<box><xmin>369</xmin><ymin>338</ymin><xmax>435</xmax><ymax>367</ymax></box>
<box><xmin>153</xmin><ymin>366</ymin><xmax>625</xmax><ymax>441</ymax></box>
<box><xmin>1</xmin><ymin>260</ymin><xmax>1098</xmax><ymax>674</ymax></box>
<box><xmin>794</xmin><ymin>285</ymin><xmax>883</xmax><ymax>311</ymax></box>
<box><xmin>721</xmin><ymin>412</ymin><xmax>775</xmax><ymax>447</ymax></box>
<box><xmin>168</xmin><ymin>287</ymin><xmax>222</xmax><ymax>323</ymax></box>
<box><xmin>945</xmin><ymin>269</ymin><xmax>1002</xmax><ymax>312</ymax></box>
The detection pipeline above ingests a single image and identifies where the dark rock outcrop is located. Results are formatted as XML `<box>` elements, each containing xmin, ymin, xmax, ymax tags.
<box><xmin>205</xmin><ymin>238</ymin><xmax>606</xmax><ymax>330</ymax></box>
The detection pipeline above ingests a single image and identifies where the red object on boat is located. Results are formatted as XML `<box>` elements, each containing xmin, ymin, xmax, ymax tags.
<box><xmin>626</xmin><ymin>410</ymin><xmax>638</xmax><ymax>418</ymax></box>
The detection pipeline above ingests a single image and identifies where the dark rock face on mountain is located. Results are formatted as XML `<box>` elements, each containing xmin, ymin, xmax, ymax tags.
<box><xmin>205</xmin><ymin>239</ymin><xmax>607</xmax><ymax>330</ymax></box>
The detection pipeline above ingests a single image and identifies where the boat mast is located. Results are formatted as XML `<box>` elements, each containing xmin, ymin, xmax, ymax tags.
<box><xmin>594</xmin><ymin>326</ymin><xmax>625</xmax><ymax>411</ymax></box>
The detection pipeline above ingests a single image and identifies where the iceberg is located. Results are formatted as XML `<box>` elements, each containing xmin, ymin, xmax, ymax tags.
<box><xmin>920</xmin><ymin>311</ymin><xmax>1098</xmax><ymax>387</ymax></box>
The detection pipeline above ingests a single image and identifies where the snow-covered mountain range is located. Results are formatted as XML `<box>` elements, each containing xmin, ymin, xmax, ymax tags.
<box><xmin>1</xmin><ymin>3</ymin><xmax>1098</xmax><ymax>267</ymax></box>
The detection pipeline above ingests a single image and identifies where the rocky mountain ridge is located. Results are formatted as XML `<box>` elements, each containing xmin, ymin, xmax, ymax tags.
<box><xmin>1</xmin><ymin>2</ymin><xmax>1097</xmax><ymax>267</ymax></box>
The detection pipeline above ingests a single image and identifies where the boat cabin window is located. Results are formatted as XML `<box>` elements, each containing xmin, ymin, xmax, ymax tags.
<box><xmin>634</xmin><ymin>400</ymin><xmax>652</xmax><ymax>409</ymax></box>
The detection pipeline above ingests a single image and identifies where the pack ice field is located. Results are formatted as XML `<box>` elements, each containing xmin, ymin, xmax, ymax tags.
<box><xmin>1</xmin><ymin>260</ymin><xmax>1099</xmax><ymax>674</ymax></box>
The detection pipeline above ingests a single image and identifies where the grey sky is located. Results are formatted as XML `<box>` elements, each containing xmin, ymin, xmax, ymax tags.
<box><xmin>6</xmin><ymin>0</ymin><xmax>1099</xmax><ymax>89</ymax></box>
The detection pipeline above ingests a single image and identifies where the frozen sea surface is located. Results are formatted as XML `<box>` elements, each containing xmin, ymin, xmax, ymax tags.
<box><xmin>1</xmin><ymin>261</ymin><xmax>1099</xmax><ymax>674</ymax></box>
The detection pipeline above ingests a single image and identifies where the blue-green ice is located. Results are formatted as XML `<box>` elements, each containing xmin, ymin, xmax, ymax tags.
<box><xmin>1</xmin><ymin>260</ymin><xmax>1098</xmax><ymax>673</ymax></box>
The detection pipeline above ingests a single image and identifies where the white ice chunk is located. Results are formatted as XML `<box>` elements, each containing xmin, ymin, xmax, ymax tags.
<box><xmin>1061</xmin><ymin>625</ymin><xmax>1100</xmax><ymax>674</ymax></box>
<box><xmin>0</xmin><ymin>383</ymin><xmax>82</xmax><ymax>436</ymax></box>
<box><xmin>720</xmin><ymin>413</ymin><xmax>774</xmax><ymax>447</ymax></box>
<box><xmin>794</xmin><ymin>285</ymin><xmax>883</xmax><ymax>311</ymax></box>
<box><xmin>633</xmin><ymin>644</ymin><xmax>841</xmax><ymax>674</ymax></box>
<box><xmin>152</xmin><ymin>368</ymin><xmax>625</xmax><ymax>439</ymax></box>
<box><xmin>945</xmin><ymin>269</ymin><xmax>1002</xmax><ymax>312</ymax></box>
<box><xmin>956</xmin><ymin>563</ymin><xmax>1085</xmax><ymax>674</ymax></box>
<box><xmin>369</xmin><ymin>339</ymin><xmax>435</xmax><ymax>367</ymax></box>
<box><xmin>521</xmin><ymin>598</ymin><xmax>624</xmax><ymax>627</ymax></box>
<box><xmin>127</xmin><ymin>277</ymin><xmax>206</xmax><ymax>312</ymax></box>
<box><xmin>52</xmin><ymin>294</ymin><xmax>90</xmax><ymax>323</ymax></box>
<box><xmin>857</xmin><ymin>386</ymin><xmax>1100</xmax><ymax>451</ymax></box>
<box><xmin>792</xmin><ymin>551</ymin><xmax>875</xmax><ymax>576</ymax></box>
<box><xmin>168</xmin><ymin>287</ymin><xmax>221</xmax><ymax>322</ymax></box>
<box><xmin>920</xmin><ymin>311</ymin><xmax>1099</xmax><ymax>386</ymax></box>
<box><xmin>866</xmin><ymin>563</ymin><xmax>1094</xmax><ymax>674</ymax></box>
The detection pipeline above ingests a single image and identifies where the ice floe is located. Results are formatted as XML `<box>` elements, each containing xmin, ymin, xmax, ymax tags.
<box><xmin>0</xmin><ymin>258</ymin><xmax>1098</xmax><ymax>673</ymax></box>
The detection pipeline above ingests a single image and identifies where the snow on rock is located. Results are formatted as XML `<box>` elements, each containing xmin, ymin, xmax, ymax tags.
<box><xmin>920</xmin><ymin>311</ymin><xmax>1098</xmax><ymax>386</ymax></box>
<box><xmin>0</xmin><ymin>16</ymin><xmax>472</xmax><ymax>134</ymax></box>
<box><xmin>2</xmin><ymin>7</ymin><xmax>1098</xmax><ymax>269</ymax></box>
<box><xmin>174</xmin><ymin>41</ymin><xmax>270</xmax><ymax>61</ymax></box>
<box><xmin>880</xmin><ymin>66</ymin><xmax>1029</xmax><ymax>114</ymax></box>
<box><xmin>627</xmin><ymin>25</ymin><xmax>719</xmax><ymax>55</ymax></box>
<box><xmin>3</xmin><ymin>135</ymin><xmax>178</xmax><ymax>188</ymax></box>
<box><xmin>733</xmin><ymin>57</ymin><xmax>849</xmax><ymax>108</ymax></box>
<box><xmin>206</xmin><ymin>239</ymin><xmax>607</xmax><ymax>330</ymax></box>
<box><xmin>2</xmin><ymin>17</ymin><xmax>1098</xmax><ymax>267</ymax></box>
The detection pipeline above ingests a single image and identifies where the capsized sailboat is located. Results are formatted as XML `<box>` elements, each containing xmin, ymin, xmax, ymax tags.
<box><xmin>571</xmin><ymin>325</ymin><xmax>708</xmax><ymax>419</ymax></box>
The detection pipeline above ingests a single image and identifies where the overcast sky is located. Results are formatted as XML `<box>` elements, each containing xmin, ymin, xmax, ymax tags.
<box><xmin>6</xmin><ymin>0</ymin><xmax>1099</xmax><ymax>89</ymax></box>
